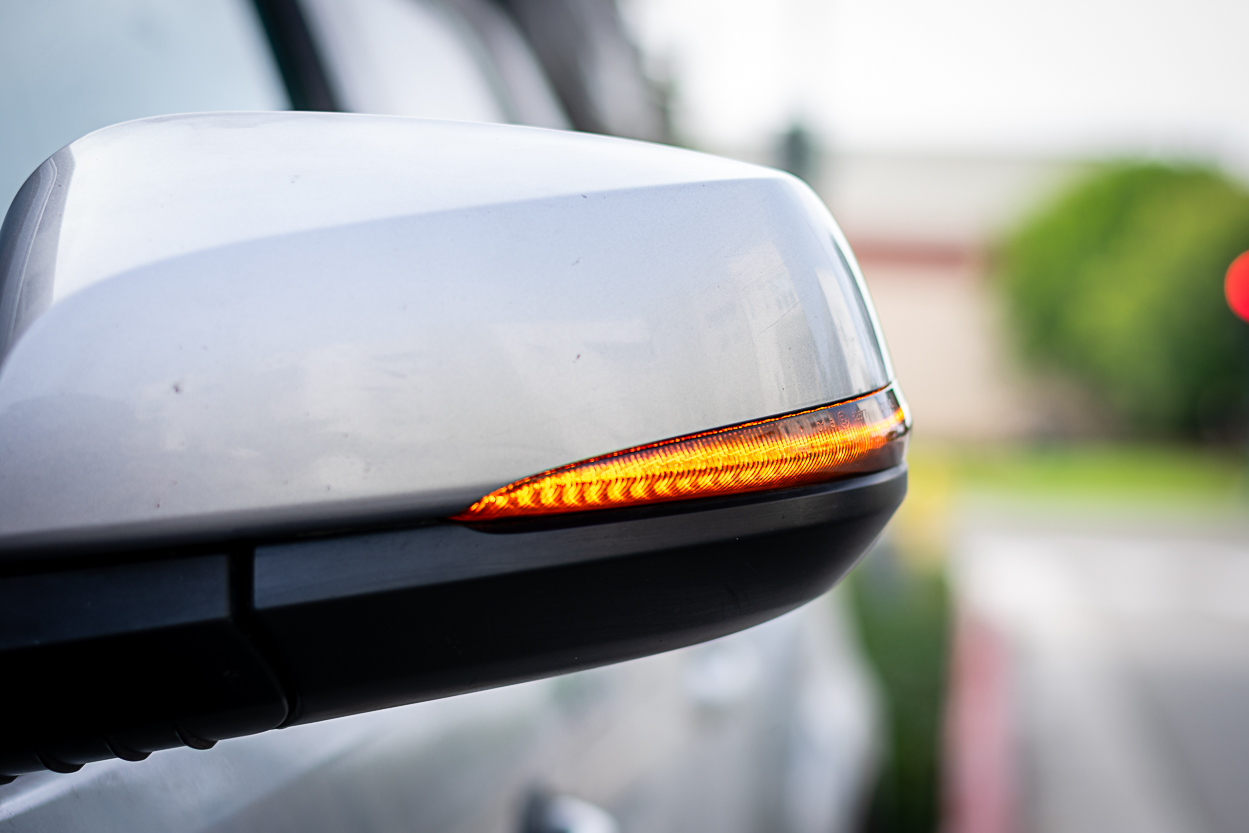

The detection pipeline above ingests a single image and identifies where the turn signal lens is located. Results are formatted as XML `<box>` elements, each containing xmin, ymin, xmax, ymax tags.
<box><xmin>452</xmin><ymin>384</ymin><xmax>910</xmax><ymax>522</ymax></box>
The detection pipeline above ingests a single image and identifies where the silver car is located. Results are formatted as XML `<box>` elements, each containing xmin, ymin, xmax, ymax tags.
<box><xmin>0</xmin><ymin>3</ymin><xmax>906</xmax><ymax>832</ymax></box>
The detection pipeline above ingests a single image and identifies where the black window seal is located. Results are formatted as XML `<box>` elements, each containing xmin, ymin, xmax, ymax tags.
<box><xmin>251</xmin><ymin>0</ymin><xmax>341</xmax><ymax>112</ymax></box>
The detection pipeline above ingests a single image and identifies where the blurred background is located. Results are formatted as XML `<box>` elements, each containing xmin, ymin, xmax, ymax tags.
<box><xmin>619</xmin><ymin>0</ymin><xmax>1249</xmax><ymax>831</ymax></box>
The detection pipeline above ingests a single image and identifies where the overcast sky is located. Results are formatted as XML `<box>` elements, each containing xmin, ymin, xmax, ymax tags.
<box><xmin>625</xmin><ymin>0</ymin><xmax>1249</xmax><ymax>167</ymax></box>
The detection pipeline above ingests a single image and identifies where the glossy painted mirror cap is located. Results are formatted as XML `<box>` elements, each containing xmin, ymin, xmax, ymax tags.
<box><xmin>0</xmin><ymin>113</ymin><xmax>894</xmax><ymax>557</ymax></box>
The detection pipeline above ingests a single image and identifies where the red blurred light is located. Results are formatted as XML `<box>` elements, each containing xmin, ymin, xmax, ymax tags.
<box><xmin>1227</xmin><ymin>252</ymin><xmax>1249</xmax><ymax>323</ymax></box>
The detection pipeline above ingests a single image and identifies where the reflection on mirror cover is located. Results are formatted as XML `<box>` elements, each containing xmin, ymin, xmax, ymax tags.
<box><xmin>454</xmin><ymin>385</ymin><xmax>910</xmax><ymax>520</ymax></box>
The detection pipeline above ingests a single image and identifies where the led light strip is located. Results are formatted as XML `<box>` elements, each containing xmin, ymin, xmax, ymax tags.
<box><xmin>452</xmin><ymin>385</ymin><xmax>910</xmax><ymax>522</ymax></box>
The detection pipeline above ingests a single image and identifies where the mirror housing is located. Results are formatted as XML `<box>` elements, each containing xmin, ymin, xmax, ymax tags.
<box><xmin>0</xmin><ymin>113</ymin><xmax>907</xmax><ymax>777</ymax></box>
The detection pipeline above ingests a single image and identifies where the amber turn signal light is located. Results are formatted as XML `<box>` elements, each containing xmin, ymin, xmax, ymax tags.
<box><xmin>452</xmin><ymin>385</ymin><xmax>910</xmax><ymax>522</ymax></box>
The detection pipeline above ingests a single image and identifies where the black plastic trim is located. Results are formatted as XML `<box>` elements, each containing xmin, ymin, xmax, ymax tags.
<box><xmin>229</xmin><ymin>548</ymin><xmax>305</xmax><ymax>728</ymax></box>
<box><xmin>256</xmin><ymin>466</ymin><xmax>906</xmax><ymax>608</ymax></box>
<box><xmin>254</xmin><ymin>465</ymin><xmax>906</xmax><ymax>725</ymax></box>
<box><xmin>0</xmin><ymin>465</ymin><xmax>905</xmax><ymax>775</ymax></box>
<box><xmin>0</xmin><ymin>556</ymin><xmax>289</xmax><ymax>776</ymax></box>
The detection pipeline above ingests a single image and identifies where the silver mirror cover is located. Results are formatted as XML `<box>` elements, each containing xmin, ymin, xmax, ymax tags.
<box><xmin>0</xmin><ymin>112</ymin><xmax>892</xmax><ymax>555</ymax></box>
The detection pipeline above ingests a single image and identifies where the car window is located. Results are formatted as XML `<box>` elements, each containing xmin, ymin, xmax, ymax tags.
<box><xmin>0</xmin><ymin>0</ymin><xmax>288</xmax><ymax>213</ymax></box>
<box><xmin>300</xmin><ymin>0</ymin><xmax>508</xmax><ymax>124</ymax></box>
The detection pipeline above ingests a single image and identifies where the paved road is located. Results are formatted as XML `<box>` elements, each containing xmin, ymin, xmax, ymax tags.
<box><xmin>951</xmin><ymin>527</ymin><xmax>1249</xmax><ymax>833</ymax></box>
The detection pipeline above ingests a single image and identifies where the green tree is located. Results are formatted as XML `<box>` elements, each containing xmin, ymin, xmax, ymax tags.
<box><xmin>850</xmin><ymin>549</ymin><xmax>949</xmax><ymax>833</ymax></box>
<box><xmin>999</xmin><ymin>163</ymin><xmax>1249</xmax><ymax>437</ymax></box>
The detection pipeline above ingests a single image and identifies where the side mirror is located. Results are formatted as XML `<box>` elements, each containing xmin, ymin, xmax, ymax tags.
<box><xmin>0</xmin><ymin>113</ymin><xmax>908</xmax><ymax>778</ymax></box>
